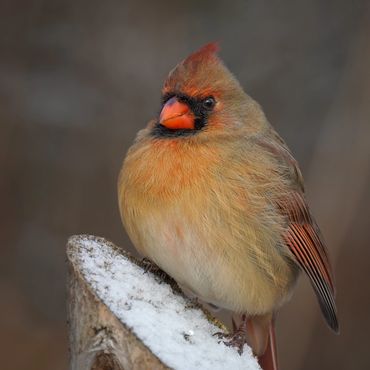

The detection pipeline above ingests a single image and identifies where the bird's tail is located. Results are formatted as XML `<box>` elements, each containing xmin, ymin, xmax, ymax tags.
<box><xmin>257</xmin><ymin>322</ymin><xmax>278</xmax><ymax>370</ymax></box>
<box><xmin>245</xmin><ymin>314</ymin><xmax>278</xmax><ymax>370</ymax></box>
<box><xmin>232</xmin><ymin>313</ymin><xmax>279</xmax><ymax>370</ymax></box>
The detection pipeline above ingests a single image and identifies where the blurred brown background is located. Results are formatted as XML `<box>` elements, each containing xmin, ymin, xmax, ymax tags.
<box><xmin>1</xmin><ymin>0</ymin><xmax>370</xmax><ymax>369</ymax></box>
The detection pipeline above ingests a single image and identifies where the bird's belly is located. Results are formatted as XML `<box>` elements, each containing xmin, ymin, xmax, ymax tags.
<box><xmin>131</xmin><ymin>208</ymin><xmax>295</xmax><ymax>315</ymax></box>
<box><xmin>136</xmin><ymin>213</ymin><xmax>212</xmax><ymax>295</ymax></box>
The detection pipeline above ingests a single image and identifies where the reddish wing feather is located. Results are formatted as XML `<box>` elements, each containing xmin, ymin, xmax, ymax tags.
<box><xmin>280</xmin><ymin>192</ymin><xmax>334</xmax><ymax>290</ymax></box>
<box><xmin>279</xmin><ymin>193</ymin><xmax>339</xmax><ymax>332</ymax></box>
<box><xmin>258</xmin><ymin>132</ymin><xmax>339</xmax><ymax>333</ymax></box>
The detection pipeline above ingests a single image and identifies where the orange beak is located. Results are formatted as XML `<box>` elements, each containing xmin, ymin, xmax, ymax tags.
<box><xmin>159</xmin><ymin>97</ymin><xmax>195</xmax><ymax>130</ymax></box>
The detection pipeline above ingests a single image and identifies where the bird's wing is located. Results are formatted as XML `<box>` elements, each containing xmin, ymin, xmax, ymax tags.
<box><xmin>277</xmin><ymin>191</ymin><xmax>339</xmax><ymax>332</ymax></box>
<box><xmin>257</xmin><ymin>131</ymin><xmax>339</xmax><ymax>333</ymax></box>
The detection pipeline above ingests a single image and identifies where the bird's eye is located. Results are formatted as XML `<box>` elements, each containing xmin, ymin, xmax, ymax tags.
<box><xmin>202</xmin><ymin>96</ymin><xmax>216</xmax><ymax>110</ymax></box>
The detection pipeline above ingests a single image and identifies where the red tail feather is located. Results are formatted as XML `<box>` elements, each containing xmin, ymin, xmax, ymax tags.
<box><xmin>258</xmin><ymin>322</ymin><xmax>278</xmax><ymax>370</ymax></box>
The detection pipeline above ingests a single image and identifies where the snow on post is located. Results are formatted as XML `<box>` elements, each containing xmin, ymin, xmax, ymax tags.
<box><xmin>67</xmin><ymin>234</ymin><xmax>260</xmax><ymax>370</ymax></box>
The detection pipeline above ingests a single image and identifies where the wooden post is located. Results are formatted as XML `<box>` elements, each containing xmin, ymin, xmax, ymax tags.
<box><xmin>67</xmin><ymin>237</ymin><xmax>168</xmax><ymax>370</ymax></box>
<box><xmin>66</xmin><ymin>235</ymin><xmax>260</xmax><ymax>370</ymax></box>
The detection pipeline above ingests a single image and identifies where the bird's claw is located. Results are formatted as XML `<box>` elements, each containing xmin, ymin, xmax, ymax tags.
<box><xmin>212</xmin><ymin>331</ymin><xmax>227</xmax><ymax>339</ymax></box>
<box><xmin>213</xmin><ymin>330</ymin><xmax>247</xmax><ymax>355</ymax></box>
<box><xmin>142</xmin><ymin>257</ymin><xmax>157</xmax><ymax>273</ymax></box>
<box><xmin>141</xmin><ymin>258</ymin><xmax>171</xmax><ymax>281</ymax></box>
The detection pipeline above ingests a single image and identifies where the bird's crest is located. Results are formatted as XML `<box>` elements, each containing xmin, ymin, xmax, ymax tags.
<box><xmin>163</xmin><ymin>42</ymin><xmax>228</xmax><ymax>97</ymax></box>
<box><xmin>182</xmin><ymin>42</ymin><xmax>220</xmax><ymax>66</ymax></box>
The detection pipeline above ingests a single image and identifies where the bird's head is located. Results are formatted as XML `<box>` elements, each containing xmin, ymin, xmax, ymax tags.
<box><xmin>152</xmin><ymin>43</ymin><xmax>265</xmax><ymax>139</ymax></box>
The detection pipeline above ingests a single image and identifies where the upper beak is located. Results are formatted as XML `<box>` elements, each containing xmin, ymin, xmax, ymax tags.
<box><xmin>159</xmin><ymin>97</ymin><xmax>195</xmax><ymax>130</ymax></box>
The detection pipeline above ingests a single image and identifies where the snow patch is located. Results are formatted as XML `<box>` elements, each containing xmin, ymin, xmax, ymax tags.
<box><xmin>71</xmin><ymin>235</ymin><xmax>260</xmax><ymax>370</ymax></box>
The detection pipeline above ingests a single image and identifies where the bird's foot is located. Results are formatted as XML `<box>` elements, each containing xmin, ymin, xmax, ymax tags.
<box><xmin>213</xmin><ymin>329</ymin><xmax>248</xmax><ymax>355</ymax></box>
<box><xmin>141</xmin><ymin>258</ymin><xmax>181</xmax><ymax>292</ymax></box>
<box><xmin>213</xmin><ymin>314</ymin><xmax>249</xmax><ymax>355</ymax></box>
<box><xmin>141</xmin><ymin>258</ymin><xmax>168</xmax><ymax>279</ymax></box>
<box><xmin>142</xmin><ymin>257</ymin><xmax>158</xmax><ymax>273</ymax></box>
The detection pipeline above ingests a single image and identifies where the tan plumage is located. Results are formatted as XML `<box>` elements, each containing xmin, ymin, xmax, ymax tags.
<box><xmin>118</xmin><ymin>43</ymin><xmax>338</xmax><ymax>369</ymax></box>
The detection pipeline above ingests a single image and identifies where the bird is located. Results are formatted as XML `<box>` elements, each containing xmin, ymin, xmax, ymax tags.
<box><xmin>118</xmin><ymin>43</ymin><xmax>339</xmax><ymax>370</ymax></box>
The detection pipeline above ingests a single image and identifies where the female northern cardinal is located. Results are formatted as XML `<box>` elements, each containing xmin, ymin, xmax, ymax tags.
<box><xmin>118</xmin><ymin>43</ymin><xmax>339</xmax><ymax>370</ymax></box>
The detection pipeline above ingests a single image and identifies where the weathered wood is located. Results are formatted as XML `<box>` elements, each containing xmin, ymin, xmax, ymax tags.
<box><xmin>66</xmin><ymin>235</ymin><xmax>260</xmax><ymax>370</ymax></box>
<box><xmin>67</xmin><ymin>236</ymin><xmax>169</xmax><ymax>370</ymax></box>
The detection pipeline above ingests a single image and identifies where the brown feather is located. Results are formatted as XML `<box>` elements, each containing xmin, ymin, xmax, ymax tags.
<box><xmin>183</xmin><ymin>42</ymin><xmax>220</xmax><ymax>65</ymax></box>
<box><xmin>257</xmin><ymin>131</ymin><xmax>339</xmax><ymax>333</ymax></box>
<box><xmin>282</xmin><ymin>198</ymin><xmax>339</xmax><ymax>332</ymax></box>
